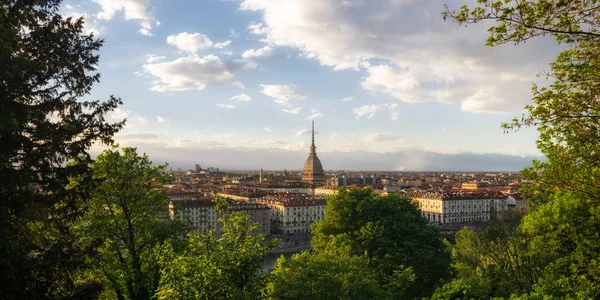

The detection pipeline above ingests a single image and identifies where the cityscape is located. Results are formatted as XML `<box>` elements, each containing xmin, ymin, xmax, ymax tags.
<box><xmin>166</xmin><ymin>120</ymin><xmax>526</xmax><ymax>254</ymax></box>
<box><xmin>3</xmin><ymin>0</ymin><xmax>599</xmax><ymax>299</ymax></box>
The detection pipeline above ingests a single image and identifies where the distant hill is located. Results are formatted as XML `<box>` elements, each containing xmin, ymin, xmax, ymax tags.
<box><xmin>118</xmin><ymin>145</ymin><xmax>540</xmax><ymax>171</ymax></box>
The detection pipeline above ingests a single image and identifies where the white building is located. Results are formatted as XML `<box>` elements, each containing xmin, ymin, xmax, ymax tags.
<box><xmin>169</xmin><ymin>193</ymin><xmax>271</xmax><ymax>235</ymax></box>
<box><xmin>257</xmin><ymin>193</ymin><xmax>326</xmax><ymax>234</ymax></box>
<box><xmin>170</xmin><ymin>199</ymin><xmax>218</xmax><ymax>232</ymax></box>
<box><xmin>313</xmin><ymin>186</ymin><xmax>339</xmax><ymax>196</ymax></box>
<box><xmin>408</xmin><ymin>190</ymin><xmax>508</xmax><ymax>224</ymax></box>
<box><xmin>228</xmin><ymin>202</ymin><xmax>271</xmax><ymax>236</ymax></box>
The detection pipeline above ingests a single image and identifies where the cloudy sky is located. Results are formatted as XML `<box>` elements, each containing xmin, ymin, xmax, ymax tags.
<box><xmin>63</xmin><ymin>0</ymin><xmax>561</xmax><ymax>170</ymax></box>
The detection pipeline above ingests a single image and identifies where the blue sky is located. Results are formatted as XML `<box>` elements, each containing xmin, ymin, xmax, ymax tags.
<box><xmin>61</xmin><ymin>0</ymin><xmax>562</xmax><ymax>170</ymax></box>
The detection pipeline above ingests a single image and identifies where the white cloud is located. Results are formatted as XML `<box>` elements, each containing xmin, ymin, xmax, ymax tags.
<box><xmin>386</xmin><ymin>102</ymin><xmax>399</xmax><ymax>120</ymax></box>
<box><xmin>273</xmin><ymin>99</ymin><xmax>291</xmax><ymax>107</ymax></box>
<box><xmin>146</xmin><ymin>54</ymin><xmax>166</xmax><ymax>63</ymax></box>
<box><xmin>109</xmin><ymin>107</ymin><xmax>130</xmax><ymax>121</ymax></box>
<box><xmin>117</xmin><ymin>132</ymin><xmax>159</xmax><ymax>139</ymax></box>
<box><xmin>231</xmin><ymin>93</ymin><xmax>252</xmax><ymax>102</ymax></box>
<box><xmin>264</xmin><ymin>127</ymin><xmax>271</xmax><ymax>132</ymax></box>
<box><xmin>282</xmin><ymin>107</ymin><xmax>301</xmax><ymax>114</ymax></box>
<box><xmin>247</xmin><ymin>22</ymin><xmax>269</xmax><ymax>35</ymax></box>
<box><xmin>142</xmin><ymin>54</ymin><xmax>255</xmax><ymax>92</ymax></box>
<box><xmin>295</xmin><ymin>128</ymin><xmax>317</xmax><ymax>137</ymax></box>
<box><xmin>242</xmin><ymin>46</ymin><xmax>275</xmax><ymax>59</ymax></box>
<box><xmin>441</xmin><ymin>128</ymin><xmax>447</xmax><ymax>132</ymax></box>
<box><xmin>215</xmin><ymin>40</ymin><xmax>232</xmax><ymax>48</ymax></box>
<box><xmin>353</xmin><ymin>105</ymin><xmax>379</xmax><ymax>119</ymax></box>
<box><xmin>93</xmin><ymin>0</ymin><xmax>155</xmax><ymax>35</ymax></box>
<box><xmin>305</xmin><ymin>109</ymin><xmax>322</xmax><ymax>120</ymax></box>
<box><xmin>239</xmin><ymin>0</ymin><xmax>560</xmax><ymax>113</ymax></box>
<box><xmin>108</xmin><ymin>108</ymin><xmax>147</xmax><ymax>129</ymax></box>
<box><xmin>362</xmin><ymin>65</ymin><xmax>424</xmax><ymax>103</ymax></box>
<box><xmin>157</xmin><ymin>116</ymin><xmax>167</xmax><ymax>123</ymax></box>
<box><xmin>138</xmin><ymin>28</ymin><xmax>152</xmax><ymax>36</ymax></box>
<box><xmin>216</xmin><ymin>104</ymin><xmax>235</xmax><ymax>109</ymax></box>
<box><xmin>260</xmin><ymin>84</ymin><xmax>306</xmax><ymax>102</ymax></box>
<box><xmin>229</xmin><ymin>29</ymin><xmax>240</xmax><ymax>38</ymax></box>
<box><xmin>167</xmin><ymin>32</ymin><xmax>213</xmax><ymax>53</ymax></box>
<box><xmin>363</xmin><ymin>132</ymin><xmax>401</xmax><ymax>142</ymax></box>
<box><xmin>341</xmin><ymin>96</ymin><xmax>355</xmax><ymax>102</ymax></box>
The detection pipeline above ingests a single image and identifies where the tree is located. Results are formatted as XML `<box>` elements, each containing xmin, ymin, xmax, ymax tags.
<box><xmin>430</xmin><ymin>225</ymin><xmax>542</xmax><ymax>299</ymax></box>
<box><xmin>517</xmin><ymin>191</ymin><xmax>600</xmax><ymax>298</ymax></box>
<box><xmin>0</xmin><ymin>1</ymin><xmax>123</xmax><ymax>298</ymax></box>
<box><xmin>311</xmin><ymin>188</ymin><xmax>450</xmax><ymax>299</ymax></box>
<box><xmin>266</xmin><ymin>239</ymin><xmax>415</xmax><ymax>300</ymax></box>
<box><xmin>440</xmin><ymin>1</ymin><xmax>600</xmax><ymax>298</ymax></box>
<box><xmin>155</xmin><ymin>197</ymin><xmax>275</xmax><ymax>300</ymax></box>
<box><xmin>72</xmin><ymin>147</ymin><xmax>184</xmax><ymax>299</ymax></box>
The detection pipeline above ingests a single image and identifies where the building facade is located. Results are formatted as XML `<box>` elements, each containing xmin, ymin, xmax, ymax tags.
<box><xmin>408</xmin><ymin>190</ymin><xmax>508</xmax><ymax>224</ymax></box>
<box><xmin>169</xmin><ymin>193</ymin><xmax>271</xmax><ymax>235</ymax></box>
<box><xmin>257</xmin><ymin>193</ymin><xmax>326</xmax><ymax>234</ymax></box>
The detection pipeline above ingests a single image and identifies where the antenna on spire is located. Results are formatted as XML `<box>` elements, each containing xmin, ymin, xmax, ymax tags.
<box><xmin>311</xmin><ymin>120</ymin><xmax>315</xmax><ymax>144</ymax></box>
<box><xmin>310</xmin><ymin>120</ymin><xmax>316</xmax><ymax>155</ymax></box>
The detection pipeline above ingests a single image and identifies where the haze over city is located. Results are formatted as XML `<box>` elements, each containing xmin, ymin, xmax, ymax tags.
<box><xmin>63</xmin><ymin>0</ymin><xmax>561</xmax><ymax>170</ymax></box>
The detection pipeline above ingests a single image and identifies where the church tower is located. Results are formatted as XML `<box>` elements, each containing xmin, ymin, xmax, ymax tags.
<box><xmin>301</xmin><ymin>120</ymin><xmax>326</xmax><ymax>184</ymax></box>
<box><xmin>259</xmin><ymin>167</ymin><xmax>264</xmax><ymax>183</ymax></box>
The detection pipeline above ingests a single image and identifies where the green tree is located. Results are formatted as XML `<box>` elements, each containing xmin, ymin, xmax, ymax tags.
<box><xmin>155</xmin><ymin>197</ymin><xmax>275</xmax><ymax>300</ymax></box>
<box><xmin>517</xmin><ymin>191</ymin><xmax>600</xmax><ymax>298</ymax></box>
<box><xmin>430</xmin><ymin>226</ymin><xmax>542</xmax><ymax>299</ymax></box>
<box><xmin>0</xmin><ymin>1</ymin><xmax>123</xmax><ymax>298</ymax></box>
<box><xmin>439</xmin><ymin>1</ymin><xmax>600</xmax><ymax>298</ymax></box>
<box><xmin>266</xmin><ymin>240</ymin><xmax>415</xmax><ymax>300</ymax></box>
<box><xmin>72</xmin><ymin>147</ymin><xmax>184</xmax><ymax>299</ymax></box>
<box><xmin>311</xmin><ymin>188</ymin><xmax>450</xmax><ymax>299</ymax></box>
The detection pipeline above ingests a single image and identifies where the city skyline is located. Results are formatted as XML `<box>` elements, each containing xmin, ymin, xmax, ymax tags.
<box><xmin>65</xmin><ymin>0</ymin><xmax>560</xmax><ymax>168</ymax></box>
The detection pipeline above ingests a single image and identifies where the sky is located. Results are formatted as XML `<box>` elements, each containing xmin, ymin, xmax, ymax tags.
<box><xmin>61</xmin><ymin>0</ymin><xmax>563</xmax><ymax>170</ymax></box>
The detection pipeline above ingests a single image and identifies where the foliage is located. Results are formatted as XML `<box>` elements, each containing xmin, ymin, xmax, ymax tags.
<box><xmin>311</xmin><ymin>188</ymin><xmax>450</xmax><ymax>299</ymax></box>
<box><xmin>433</xmin><ymin>191</ymin><xmax>600</xmax><ymax>299</ymax></box>
<box><xmin>517</xmin><ymin>191</ymin><xmax>600</xmax><ymax>299</ymax></box>
<box><xmin>155</xmin><ymin>197</ymin><xmax>275</xmax><ymax>300</ymax></box>
<box><xmin>72</xmin><ymin>147</ymin><xmax>185</xmax><ymax>299</ymax></box>
<box><xmin>0</xmin><ymin>0</ymin><xmax>123</xmax><ymax>298</ymax></box>
<box><xmin>430</xmin><ymin>226</ymin><xmax>541</xmax><ymax>299</ymax></box>
<box><xmin>440</xmin><ymin>1</ymin><xmax>600</xmax><ymax>298</ymax></box>
<box><xmin>266</xmin><ymin>239</ymin><xmax>415</xmax><ymax>300</ymax></box>
<box><xmin>266</xmin><ymin>250</ymin><xmax>380</xmax><ymax>299</ymax></box>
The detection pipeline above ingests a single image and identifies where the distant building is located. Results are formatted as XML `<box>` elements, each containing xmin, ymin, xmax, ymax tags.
<box><xmin>170</xmin><ymin>199</ymin><xmax>218</xmax><ymax>233</ymax></box>
<box><xmin>257</xmin><ymin>193</ymin><xmax>326</xmax><ymax>234</ymax></box>
<box><xmin>301</xmin><ymin>121</ymin><xmax>326</xmax><ymax>185</ymax></box>
<box><xmin>408</xmin><ymin>190</ymin><xmax>508</xmax><ymax>224</ymax></box>
<box><xmin>259</xmin><ymin>167</ymin><xmax>264</xmax><ymax>183</ymax></box>
<box><xmin>314</xmin><ymin>186</ymin><xmax>340</xmax><ymax>196</ymax></box>
<box><xmin>228</xmin><ymin>202</ymin><xmax>271</xmax><ymax>236</ymax></box>
<box><xmin>328</xmin><ymin>175</ymin><xmax>347</xmax><ymax>187</ymax></box>
<box><xmin>169</xmin><ymin>193</ymin><xmax>271</xmax><ymax>235</ymax></box>
<box><xmin>461</xmin><ymin>182</ymin><xmax>487</xmax><ymax>190</ymax></box>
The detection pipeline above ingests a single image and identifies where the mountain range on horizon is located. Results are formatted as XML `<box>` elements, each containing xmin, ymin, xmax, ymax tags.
<box><xmin>113</xmin><ymin>146</ymin><xmax>541</xmax><ymax>172</ymax></box>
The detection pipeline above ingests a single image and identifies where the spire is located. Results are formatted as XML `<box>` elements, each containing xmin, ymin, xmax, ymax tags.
<box><xmin>310</xmin><ymin>120</ymin><xmax>316</xmax><ymax>155</ymax></box>
<box><xmin>259</xmin><ymin>167</ymin><xmax>263</xmax><ymax>183</ymax></box>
